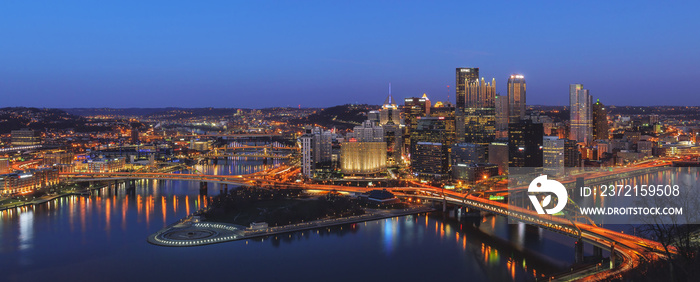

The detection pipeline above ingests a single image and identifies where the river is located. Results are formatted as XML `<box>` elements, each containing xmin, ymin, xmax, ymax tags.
<box><xmin>1</xmin><ymin>159</ymin><xmax>586</xmax><ymax>281</ymax></box>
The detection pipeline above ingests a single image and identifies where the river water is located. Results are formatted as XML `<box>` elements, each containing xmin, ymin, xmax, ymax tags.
<box><xmin>1</xmin><ymin>160</ymin><xmax>585</xmax><ymax>282</ymax></box>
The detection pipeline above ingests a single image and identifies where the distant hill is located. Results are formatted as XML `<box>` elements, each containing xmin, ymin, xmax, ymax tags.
<box><xmin>290</xmin><ymin>104</ymin><xmax>379</xmax><ymax>130</ymax></box>
<box><xmin>530</xmin><ymin>105</ymin><xmax>700</xmax><ymax>119</ymax></box>
<box><xmin>63</xmin><ymin>108</ymin><xmax>176</xmax><ymax>117</ymax></box>
<box><xmin>0</xmin><ymin>107</ymin><xmax>112</xmax><ymax>134</ymax></box>
<box><xmin>63</xmin><ymin>107</ymin><xmax>312</xmax><ymax>120</ymax></box>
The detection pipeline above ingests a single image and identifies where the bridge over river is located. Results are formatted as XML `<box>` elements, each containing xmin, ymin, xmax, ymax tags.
<box><xmin>60</xmin><ymin>170</ymin><xmax>671</xmax><ymax>281</ymax></box>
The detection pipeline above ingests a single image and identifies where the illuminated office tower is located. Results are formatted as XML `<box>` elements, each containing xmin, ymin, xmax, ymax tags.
<box><xmin>543</xmin><ymin>136</ymin><xmax>565</xmax><ymax>177</ymax></box>
<box><xmin>340</xmin><ymin>141</ymin><xmax>387</xmax><ymax>175</ymax></box>
<box><xmin>564</xmin><ymin>139</ymin><xmax>580</xmax><ymax>167</ymax></box>
<box><xmin>403</xmin><ymin>96</ymin><xmax>430</xmax><ymax>132</ymax></box>
<box><xmin>508</xmin><ymin>119</ymin><xmax>543</xmax><ymax>167</ymax></box>
<box><xmin>403</xmin><ymin>94</ymin><xmax>431</xmax><ymax>152</ymax></box>
<box><xmin>455</xmin><ymin>68</ymin><xmax>479</xmax><ymax>110</ymax></box>
<box><xmin>383</xmin><ymin>123</ymin><xmax>402</xmax><ymax>166</ymax></box>
<box><xmin>462</xmin><ymin>77</ymin><xmax>496</xmax><ymax>145</ymax></box>
<box><xmin>429</xmin><ymin>105</ymin><xmax>456</xmax><ymax>148</ymax></box>
<box><xmin>420</xmin><ymin>93</ymin><xmax>431</xmax><ymax>113</ymax></box>
<box><xmin>376</xmin><ymin>92</ymin><xmax>403</xmax><ymax>165</ymax></box>
<box><xmin>367</xmin><ymin>111</ymin><xmax>380</xmax><ymax>124</ymax></box>
<box><xmin>592</xmin><ymin>99</ymin><xmax>609</xmax><ymax>140</ymax></box>
<box><xmin>450</xmin><ymin>143</ymin><xmax>486</xmax><ymax>165</ymax></box>
<box><xmin>507</xmin><ymin>74</ymin><xmax>526</xmax><ymax>123</ymax></box>
<box><xmin>488</xmin><ymin>142</ymin><xmax>509</xmax><ymax>175</ymax></box>
<box><xmin>495</xmin><ymin>94</ymin><xmax>509</xmax><ymax>138</ymax></box>
<box><xmin>403</xmin><ymin>94</ymin><xmax>430</xmax><ymax>130</ymax></box>
<box><xmin>569</xmin><ymin>84</ymin><xmax>592</xmax><ymax>144</ymax></box>
<box><xmin>409</xmin><ymin>117</ymin><xmax>449</xmax><ymax>155</ymax></box>
<box><xmin>348</xmin><ymin>120</ymin><xmax>384</xmax><ymax>142</ymax></box>
<box><xmin>131</xmin><ymin>128</ymin><xmax>140</xmax><ymax>144</ymax></box>
<box><xmin>379</xmin><ymin>92</ymin><xmax>400</xmax><ymax>126</ymax></box>
<box><xmin>411</xmin><ymin>142</ymin><xmax>449</xmax><ymax>178</ymax></box>
<box><xmin>455</xmin><ymin>68</ymin><xmax>479</xmax><ymax>143</ymax></box>
<box><xmin>301</xmin><ymin>127</ymin><xmax>333</xmax><ymax>178</ymax></box>
<box><xmin>341</xmin><ymin>121</ymin><xmax>387</xmax><ymax>175</ymax></box>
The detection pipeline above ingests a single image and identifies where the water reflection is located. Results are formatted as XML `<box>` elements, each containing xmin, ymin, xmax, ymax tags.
<box><xmin>258</xmin><ymin>212</ymin><xmax>571</xmax><ymax>281</ymax></box>
<box><xmin>18</xmin><ymin>212</ymin><xmax>33</xmax><ymax>251</ymax></box>
<box><xmin>1</xmin><ymin>160</ymin><xmax>577</xmax><ymax>282</ymax></box>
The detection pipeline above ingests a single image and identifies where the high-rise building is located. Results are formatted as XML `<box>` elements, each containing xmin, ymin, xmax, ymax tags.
<box><xmin>455</xmin><ymin>68</ymin><xmax>479</xmax><ymax>110</ymax></box>
<box><xmin>488</xmin><ymin>142</ymin><xmax>509</xmax><ymax>175</ymax></box>
<box><xmin>348</xmin><ymin>120</ymin><xmax>384</xmax><ymax>142</ymax></box>
<box><xmin>461</xmin><ymin>77</ymin><xmax>496</xmax><ymax>145</ymax></box>
<box><xmin>508</xmin><ymin>120</ymin><xmax>544</xmax><ymax>167</ymax></box>
<box><xmin>43</xmin><ymin>151</ymin><xmax>75</xmax><ymax>172</ymax></box>
<box><xmin>340</xmin><ymin>141</ymin><xmax>387</xmax><ymax>175</ymax></box>
<box><xmin>341</xmin><ymin>121</ymin><xmax>387</xmax><ymax>175</ymax></box>
<box><xmin>403</xmin><ymin>94</ymin><xmax>432</xmax><ymax>153</ymax></box>
<box><xmin>300</xmin><ymin>127</ymin><xmax>333</xmax><ymax>178</ymax></box>
<box><xmin>429</xmin><ymin>106</ymin><xmax>456</xmax><ymax>149</ymax></box>
<box><xmin>409</xmin><ymin>117</ymin><xmax>449</xmax><ymax>156</ymax></box>
<box><xmin>383</xmin><ymin>122</ymin><xmax>402</xmax><ymax>166</ymax></box>
<box><xmin>379</xmin><ymin>93</ymin><xmax>400</xmax><ymax>126</ymax></box>
<box><xmin>411</xmin><ymin>142</ymin><xmax>449</xmax><ymax>178</ymax></box>
<box><xmin>450</xmin><ymin>143</ymin><xmax>486</xmax><ymax>166</ymax></box>
<box><xmin>508</xmin><ymin>74</ymin><xmax>526</xmax><ymax>123</ymax></box>
<box><xmin>495</xmin><ymin>94</ymin><xmax>509</xmax><ymax>138</ymax></box>
<box><xmin>453</xmin><ymin>163</ymin><xmax>499</xmax><ymax>183</ymax></box>
<box><xmin>564</xmin><ymin>139</ymin><xmax>580</xmax><ymax>167</ymax></box>
<box><xmin>403</xmin><ymin>97</ymin><xmax>430</xmax><ymax>131</ymax></box>
<box><xmin>596</xmin><ymin>141</ymin><xmax>610</xmax><ymax>160</ymax></box>
<box><xmin>11</xmin><ymin>128</ymin><xmax>41</xmax><ymax>146</ymax></box>
<box><xmin>592</xmin><ymin>99</ymin><xmax>609</xmax><ymax>140</ymax></box>
<box><xmin>543</xmin><ymin>136</ymin><xmax>565</xmax><ymax>177</ymax></box>
<box><xmin>649</xmin><ymin>114</ymin><xmax>660</xmax><ymax>125</ymax></box>
<box><xmin>367</xmin><ymin>111</ymin><xmax>381</xmax><ymax>124</ymax></box>
<box><xmin>569</xmin><ymin>84</ymin><xmax>593</xmax><ymax>144</ymax></box>
<box><xmin>637</xmin><ymin>140</ymin><xmax>654</xmax><ymax>157</ymax></box>
<box><xmin>131</xmin><ymin>128</ymin><xmax>140</xmax><ymax>144</ymax></box>
<box><xmin>420</xmin><ymin>93</ymin><xmax>431</xmax><ymax>113</ymax></box>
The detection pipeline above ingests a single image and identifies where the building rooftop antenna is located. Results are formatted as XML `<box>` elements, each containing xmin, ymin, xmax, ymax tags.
<box><xmin>447</xmin><ymin>85</ymin><xmax>450</xmax><ymax>103</ymax></box>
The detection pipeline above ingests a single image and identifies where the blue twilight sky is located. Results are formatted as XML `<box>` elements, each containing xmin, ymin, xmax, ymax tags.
<box><xmin>1</xmin><ymin>1</ymin><xmax>699</xmax><ymax>108</ymax></box>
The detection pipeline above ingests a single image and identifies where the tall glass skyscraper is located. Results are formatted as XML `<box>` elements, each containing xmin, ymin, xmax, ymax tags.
<box><xmin>507</xmin><ymin>74</ymin><xmax>526</xmax><ymax>123</ymax></box>
<box><xmin>495</xmin><ymin>94</ymin><xmax>509</xmax><ymax>138</ymax></box>
<box><xmin>569</xmin><ymin>84</ymin><xmax>592</xmax><ymax>144</ymax></box>
<box><xmin>592</xmin><ymin>99</ymin><xmax>609</xmax><ymax>141</ymax></box>
<box><xmin>456</xmin><ymin>68</ymin><xmax>479</xmax><ymax>110</ymax></box>
<box><xmin>456</xmin><ymin>68</ymin><xmax>479</xmax><ymax>144</ymax></box>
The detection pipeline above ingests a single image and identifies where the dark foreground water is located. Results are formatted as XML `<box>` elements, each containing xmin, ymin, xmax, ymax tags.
<box><xmin>0</xmin><ymin>160</ymin><xmax>586</xmax><ymax>282</ymax></box>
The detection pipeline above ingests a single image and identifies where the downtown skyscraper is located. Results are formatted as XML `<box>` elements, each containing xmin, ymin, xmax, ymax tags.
<box><xmin>455</xmin><ymin>67</ymin><xmax>496</xmax><ymax>146</ymax></box>
<box><xmin>592</xmin><ymin>99</ymin><xmax>609</xmax><ymax>140</ymax></box>
<box><xmin>495</xmin><ymin>94</ymin><xmax>509</xmax><ymax>138</ymax></box>
<box><xmin>455</xmin><ymin>68</ymin><xmax>479</xmax><ymax>110</ymax></box>
<box><xmin>569</xmin><ymin>84</ymin><xmax>593</xmax><ymax>144</ymax></box>
<box><xmin>507</xmin><ymin>74</ymin><xmax>526</xmax><ymax>123</ymax></box>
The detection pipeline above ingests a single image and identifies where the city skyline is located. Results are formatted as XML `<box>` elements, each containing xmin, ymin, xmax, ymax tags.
<box><xmin>2</xmin><ymin>1</ymin><xmax>699</xmax><ymax>108</ymax></box>
<box><xmin>3</xmin><ymin>2</ymin><xmax>700</xmax><ymax>281</ymax></box>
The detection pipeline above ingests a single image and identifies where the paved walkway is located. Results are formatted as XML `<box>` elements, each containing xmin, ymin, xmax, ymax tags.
<box><xmin>148</xmin><ymin>206</ymin><xmax>435</xmax><ymax>247</ymax></box>
<box><xmin>148</xmin><ymin>221</ymin><xmax>245</xmax><ymax>247</ymax></box>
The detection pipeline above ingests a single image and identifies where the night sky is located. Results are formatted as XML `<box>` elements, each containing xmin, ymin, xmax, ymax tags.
<box><xmin>1</xmin><ymin>1</ymin><xmax>698</xmax><ymax>108</ymax></box>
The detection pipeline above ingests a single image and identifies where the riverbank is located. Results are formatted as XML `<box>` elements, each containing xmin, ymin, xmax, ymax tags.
<box><xmin>147</xmin><ymin>205</ymin><xmax>435</xmax><ymax>247</ymax></box>
<box><xmin>0</xmin><ymin>183</ymin><xmax>105</xmax><ymax>212</ymax></box>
